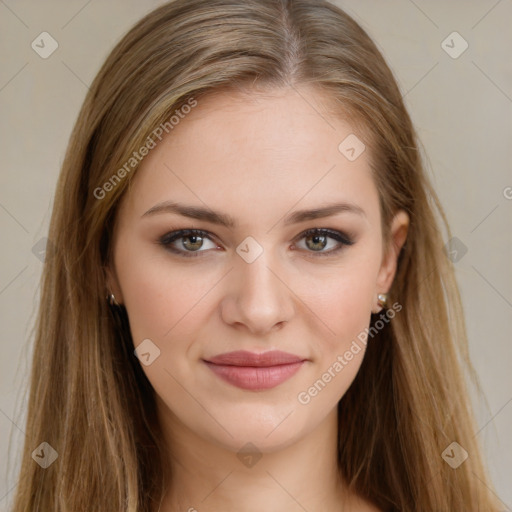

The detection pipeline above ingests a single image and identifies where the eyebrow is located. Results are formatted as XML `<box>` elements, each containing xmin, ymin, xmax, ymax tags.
<box><xmin>141</xmin><ymin>200</ymin><xmax>366</xmax><ymax>227</ymax></box>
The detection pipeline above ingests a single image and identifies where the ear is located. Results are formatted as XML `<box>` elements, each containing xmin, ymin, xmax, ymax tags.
<box><xmin>373</xmin><ymin>209</ymin><xmax>409</xmax><ymax>312</ymax></box>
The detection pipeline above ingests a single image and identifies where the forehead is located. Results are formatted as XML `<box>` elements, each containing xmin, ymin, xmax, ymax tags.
<box><xmin>120</xmin><ymin>86</ymin><xmax>380</xmax><ymax>226</ymax></box>
<box><xmin>166</xmin><ymin>85</ymin><xmax>356</xmax><ymax>158</ymax></box>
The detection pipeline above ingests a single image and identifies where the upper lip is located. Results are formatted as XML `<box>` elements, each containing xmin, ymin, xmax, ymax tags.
<box><xmin>204</xmin><ymin>350</ymin><xmax>305</xmax><ymax>367</ymax></box>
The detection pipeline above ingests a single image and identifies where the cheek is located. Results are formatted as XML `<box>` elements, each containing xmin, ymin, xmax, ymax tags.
<box><xmin>298</xmin><ymin>259</ymin><xmax>379</xmax><ymax>345</ymax></box>
<box><xmin>294</xmin><ymin>258</ymin><xmax>380</xmax><ymax>403</ymax></box>
<box><xmin>319</xmin><ymin>272</ymin><xmax>372</xmax><ymax>324</ymax></box>
<box><xmin>114</xmin><ymin>238</ymin><xmax>220</xmax><ymax>358</ymax></box>
<box><xmin>114</xmin><ymin>245</ymin><xmax>215</xmax><ymax>407</ymax></box>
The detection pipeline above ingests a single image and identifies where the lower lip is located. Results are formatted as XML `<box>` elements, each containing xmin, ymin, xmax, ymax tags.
<box><xmin>203</xmin><ymin>361</ymin><xmax>305</xmax><ymax>390</ymax></box>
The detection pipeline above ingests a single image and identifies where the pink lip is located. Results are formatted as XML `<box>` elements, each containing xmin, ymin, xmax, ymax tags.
<box><xmin>203</xmin><ymin>350</ymin><xmax>306</xmax><ymax>391</ymax></box>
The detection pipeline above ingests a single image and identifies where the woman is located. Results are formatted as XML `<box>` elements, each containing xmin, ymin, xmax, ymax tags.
<box><xmin>10</xmin><ymin>0</ymin><xmax>501</xmax><ymax>510</ymax></box>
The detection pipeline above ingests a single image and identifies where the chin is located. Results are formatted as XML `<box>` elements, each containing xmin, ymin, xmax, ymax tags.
<box><xmin>199</xmin><ymin>403</ymin><xmax>315</xmax><ymax>454</ymax></box>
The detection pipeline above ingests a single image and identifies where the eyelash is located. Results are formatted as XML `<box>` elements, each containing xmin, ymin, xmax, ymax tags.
<box><xmin>158</xmin><ymin>228</ymin><xmax>355</xmax><ymax>258</ymax></box>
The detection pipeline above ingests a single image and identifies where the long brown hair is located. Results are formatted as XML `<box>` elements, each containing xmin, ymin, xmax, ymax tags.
<box><xmin>10</xmin><ymin>0</ymin><xmax>501</xmax><ymax>510</ymax></box>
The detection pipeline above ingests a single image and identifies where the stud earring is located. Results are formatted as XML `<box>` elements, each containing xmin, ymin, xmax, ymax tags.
<box><xmin>107</xmin><ymin>292</ymin><xmax>120</xmax><ymax>307</ymax></box>
<box><xmin>377</xmin><ymin>293</ymin><xmax>388</xmax><ymax>310</ymax></box>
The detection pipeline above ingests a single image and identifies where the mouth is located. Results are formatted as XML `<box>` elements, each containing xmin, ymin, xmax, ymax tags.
<box><xmin>203</xmin><ymin>350</ymin><xmax>306</xmax><ymax>391</ymax></box>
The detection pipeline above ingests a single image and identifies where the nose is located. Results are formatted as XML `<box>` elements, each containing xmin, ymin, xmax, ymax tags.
<box><xmin>220</xmin><ymin>250</ymin><xmax>295</xmax><ymax>336</ymax></box>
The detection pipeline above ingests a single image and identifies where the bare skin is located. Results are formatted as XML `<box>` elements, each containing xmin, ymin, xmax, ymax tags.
<box><xmin>108</xmin><ymin>85</ymin><xmax>408</xmax><ymax>512</ymax></box>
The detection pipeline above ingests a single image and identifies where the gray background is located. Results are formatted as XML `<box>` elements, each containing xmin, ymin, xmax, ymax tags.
<box><xmin>1</xmin><ymin>0</ymin><xmax>511</xmax><ymax>509</ymax></box>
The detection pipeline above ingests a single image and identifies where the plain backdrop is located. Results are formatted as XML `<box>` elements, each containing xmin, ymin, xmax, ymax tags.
<box><xmin>1</xmin><ymin>0</ymin><xmax>511</xmax><ymax>510</ymax></box>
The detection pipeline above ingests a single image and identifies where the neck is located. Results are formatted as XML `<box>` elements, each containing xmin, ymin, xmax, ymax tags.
<box><xmin>155</xmin><ymin>403</ymin><xmax>353</xmax><ymax>512</ymax></box>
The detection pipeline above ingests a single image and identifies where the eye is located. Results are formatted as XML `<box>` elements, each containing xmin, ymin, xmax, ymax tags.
<box><xmin>293</xmin><ymin>228</ymin><xmax>354</xmax><ymax>256</ymax></box>
<box><xmin>158</xmin><ymin>227</ymin><xmax>355</xmax><ymax>258</ymax></box>
<box><xmin>159</xmin><ymin>229</ymin><xmax>219</xmax><ymax>257</ymax></box>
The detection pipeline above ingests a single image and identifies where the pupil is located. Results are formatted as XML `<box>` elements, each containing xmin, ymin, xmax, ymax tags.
<box><xmin>308</xmin><ymin>234</ymin><xmax>326</xmax><ymax>251</ymax></box>
<box><xmin>184</xmin><ymin>235</ymin><xmax>202</xmax><ymax>251</ymax></box>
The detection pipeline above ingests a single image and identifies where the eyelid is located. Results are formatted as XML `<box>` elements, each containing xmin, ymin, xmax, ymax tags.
<box><xmin>158</xmin><ymin>229</ymin><xmax>219</xmax><ymax>257</ymax></box>
<box><xmin>292</xmin><ymin>228</ymin><xmax>355</xmax><ymax>258</ymax></box>
<box><xmin>158</xmin><ymin>227</ymin><xmax>355</xmax><ymax>257</ymax></box>
<box><xmin>293</xmin><ymin>227</ymin><xmax>354</xmax><ymax>246</ymax></box>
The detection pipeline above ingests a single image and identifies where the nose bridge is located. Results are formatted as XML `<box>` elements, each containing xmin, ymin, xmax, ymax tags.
<box><xmin>221</xmin><ymin>239</ymin><xmax>294</xmax><ymax>333</ymax></box>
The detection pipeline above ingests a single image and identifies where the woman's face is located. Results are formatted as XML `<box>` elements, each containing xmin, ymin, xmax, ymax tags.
<box><xmin>109</xmin><ymin>86</ymin><xmax>408</xmax><ymax>453</ymax></box>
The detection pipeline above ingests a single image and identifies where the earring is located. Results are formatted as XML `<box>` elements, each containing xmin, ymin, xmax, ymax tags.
<box><xmin>107</xmin><ymin>292</ymin><xmax>120</xmax><ymax>307</ymax></box>
<box><xmin>377</xmin><ymin>293</ymin><xmax>388</xmax><ymax>310</ymax></box>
